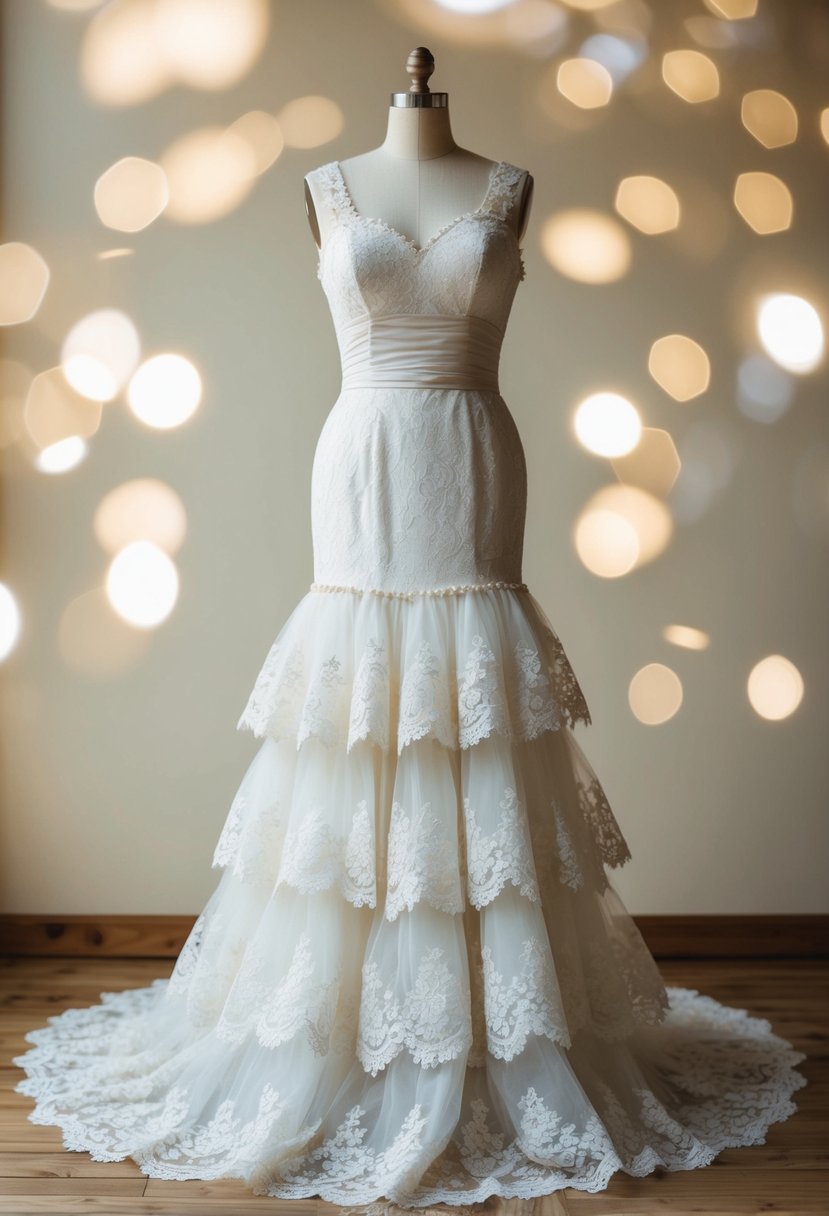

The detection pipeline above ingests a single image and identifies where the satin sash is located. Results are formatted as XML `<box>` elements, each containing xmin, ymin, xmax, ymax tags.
<box><xmin>338</xmin><ymin>313</ymin><xmax>502</xmax><ymax>391</ymax></box>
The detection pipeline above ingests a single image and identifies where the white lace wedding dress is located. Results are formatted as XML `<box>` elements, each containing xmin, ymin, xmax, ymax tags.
<box><xmin>14</xmin><ymin>157</ymin><xmax>807</xmax><ymax>1206</ymax></box>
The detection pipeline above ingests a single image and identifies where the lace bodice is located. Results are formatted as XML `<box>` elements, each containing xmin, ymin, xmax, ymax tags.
<box><xmin>308</xmin><ymin>158</ymin><xmax>528</xmax><ymax>336</ymax></box>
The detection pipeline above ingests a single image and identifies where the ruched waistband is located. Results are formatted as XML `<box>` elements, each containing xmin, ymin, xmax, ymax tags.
<box><xmin>338</xmin><ymin>313</ymin><xmax>502</xmax><ymax>391</ymax></box>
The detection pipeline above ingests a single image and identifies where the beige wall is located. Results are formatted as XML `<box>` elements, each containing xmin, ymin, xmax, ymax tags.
<box><xmin>1</xmin><ymin>0</ymin><xmax>827</xmax><ymax>916</ymax></box>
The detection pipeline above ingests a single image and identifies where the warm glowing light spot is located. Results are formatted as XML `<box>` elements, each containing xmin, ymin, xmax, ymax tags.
<box><xmin>756</xmin><ymin>294</ymin><xmax>824</xmax><ymax>374</ymax></box>
<box><xmin>36</xmin><ymin>436</ymin><xmax>89</xmax><ymax>474</ymax></box>
<box><xmin>575</xmin><ymin>508</ymin><xmax>640</xmax><ymax>577</ymax></box>
<box><xmin>574</xmin><ymin>484</ymin><xmax>673</xmax><ymax>576</ymax></box>
<box><xmin>0</xmin><ymin>584</ymin><xmax>21</xmax><ymax>661</ymax></box>
<box><xmin>153</xmin><ymin>0</ymin><xmax>268</xmax><ymax>90</ymax></box>
<box><xmin>58</xmin><ymin>587</ymin><xmax>150</xmax><ymax>675</ymax></box>
<box><xmin>662</xmin><ymin>50</ymin><xmax>719</xmax><ymax>103</ymax></box>
<box><xmin>747</xmin><ymin>654</ymin><xmax>804</xmax><ymax>720</ymax></box>
<box><xmin>434</xmin><ymin>0</ymin><xmax>514</xmax><ymax>10</ymax></box>
<box><xmin>611</xmin><ymin>428</ymin><xmax>681</xmax><ymax>498</ymax></box>
<box><xmin>556</xmin><ymin>58</ymin><xmax>613</xmax><ymax>109</ymax></box>
<box><xmin>0</xmin><ymin>243</ymin><xmax>50</xmax><ymax>325</ymax></box>
<box><xmin>82</xmin><ymin>0</ymin><xmax>173</xmax><ymax>107</ymax></box>
<box><xmin>663</xmin><ymin>624</ymin><xmax>710</xmax><ymax>650</ymax></box>
<box><xmin>127</xmin><ymin>354</ymin><xmax>202</xmax><ymax>429</ymax></box>
<box><xmin>560</xmin><ymin>0</ymin><xmax>618</xmax><ymax>9</ymax></box>
<box><xmin>25</xmin><ymin>366</ymin><xmax>103</xmax><ymax>447</ymax></box>
<box><xmin>61</xmin><ymin>309</ymin><xmax>141</xmax><ymax>402</ymax></box>
<box><xmin>106</xmin><ymin>541</ymin><xmax>179</xmax><ymax>628</ymax></box>
<box><xmin>648</xmin><ymin>334</ymin><xmax>710</xmax><ymax>400</ymax></box>
<box><xmin>615</xmin><ymin>176</ymin><xmax>680</xmax><ymax>234</ymax></box>
<box><xmin>277</xmin><ymin>96</ymin><xmax>345</xmax><ymax>149</ymax></box>
<box><xmin>47</xmin><ymin>0</ymin><xmax>105</xmax><ymax>9</ymax></box>
<box><xmin>160</xmin><ymin>126</ymin><xmax>258</xmax><ymax>224</ymax></box>
<box><xmin>703</xmin><ymin>0</ymin><xmax>757</xmax><ymax>16</ymax></box>
<box><xmin>733</xmin><ymin>172</ymin><xmax>792</xmax><ymax>234</ymax></box>
<box><xmin>741</xmin><ymin>89</ymin><xmax>798</xmax><ymax>148</ymax></box>
<box><xmin>94</xmin><ymin>157</ymin><xmax>168</xmax><ymax>232</ymax></box>
<box><xmin>629</xmin><ymin>663</ymin><xmax>683</xmax><ymax>724</ymax></box>
<box><xmin>94</xmin><ymin>479</ymin><xmax>187</xmax><ymax>555</ymax></box>
<box><xmin>573</xmin><ymin>392</ymin><xmax>642</xmax><ymax>457</ymax></box>
<box><xmin>821</xmin><ymin>109</ymin><xmax>829</xmax><ymax>147</ymax></box>
<box><xmin>503</xmin><ymin>0</ymin><xmax>569</xmax><ymax>51</ymax></box>
<box><xmin>580</xmin><ymin>33</ymin><xmax>646</xmax><ymax>83</ymax></box>
<box><xmin>542</xmin><ymin>210</ymin><xmax>631</xmax><ymax>283</ymax></box>
<box><xmin>227</xmin><ymin>111</ymin><xmax>285</xmax><ymax>175</ymax></box>
<box><xmin>737</xmin><ymin>353</ymin><xmax>794</xmax><ymax>423</ymax></box>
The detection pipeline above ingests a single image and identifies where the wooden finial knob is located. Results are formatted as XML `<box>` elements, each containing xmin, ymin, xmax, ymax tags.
<box><xmin>406</xmin><ymin>47</ymin><xmax>435</xmax><ymax>94</ymax></box>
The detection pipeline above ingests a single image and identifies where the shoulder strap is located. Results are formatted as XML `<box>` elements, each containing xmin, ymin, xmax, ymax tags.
<box><xmin>307</xmin><ymin>161</ymin><xmax>353</xmax><ymax>237</ymax></box>
<box><xmin>486</xmin><ymin>161</ymin><xmax>529</xmax><ymax>223</ymax></box>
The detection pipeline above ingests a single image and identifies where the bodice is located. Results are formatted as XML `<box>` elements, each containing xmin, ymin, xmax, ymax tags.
<box><xmin>308</xmin><ymin>159</ymin><xmax>529</xmax><ymax>351</ymax></box>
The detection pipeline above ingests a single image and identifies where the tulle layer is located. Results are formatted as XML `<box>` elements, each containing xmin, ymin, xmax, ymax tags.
<box><xmin>235</xmin><ymin>585</ymin><xmax>592</xmax><ymax>754</ymax></box>
<box><xmin>12</xmin><ymin>584</ymin><xmax>808</xmax><ymax>1204</ymax></box>
<box><xmin>13</xmin><ymin>965</ymin><xmax>807</xmax><ymax>1205</ymax></box>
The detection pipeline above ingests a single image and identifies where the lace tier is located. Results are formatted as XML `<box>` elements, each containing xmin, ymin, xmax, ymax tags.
<box><xmin>235</xmin><ymin>583</ymin><xmax>592</xmax><ymax>755</ymax></box>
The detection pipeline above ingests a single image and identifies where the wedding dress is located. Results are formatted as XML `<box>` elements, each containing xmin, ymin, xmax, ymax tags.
<box><xmin>14</xmin><ymin>157</ymin><xmax>808</xmax><ymax>1206</ymax></box>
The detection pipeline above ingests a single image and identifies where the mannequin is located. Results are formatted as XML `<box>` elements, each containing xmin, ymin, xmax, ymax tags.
<box><xmin>304</xmin><ymin>46</ymin><xmax>534</xmax><ymax>253</ymax></box>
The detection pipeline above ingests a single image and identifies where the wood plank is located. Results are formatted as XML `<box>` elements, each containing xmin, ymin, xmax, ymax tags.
<box><xmin>2</xmin><ymin>914</ymin><xmax>827</xmax><ymax>959</ymax></box>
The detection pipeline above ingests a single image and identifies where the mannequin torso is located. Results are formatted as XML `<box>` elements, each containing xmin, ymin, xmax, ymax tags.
<box><xmin>304</xmin><ymin>103</ymin><xmax>533</xmax><ymax>253</ymax></box>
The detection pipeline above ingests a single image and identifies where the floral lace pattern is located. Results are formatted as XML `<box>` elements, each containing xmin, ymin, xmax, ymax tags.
<box><xmin>463</xmin><ymin>787</ymin><xmax>539</xmax><ymax>909</ymax></box>
<box><xmin>236</xmin><ymin>585</ymin><xmax>592</xmax><ymax>755</ymax></box>
<box><xmin>358</xmin><ymin>946</ymin><xmax>471</xmax><ymax>1075</ymax></box>
<box><xmin>13</xmin><ymin>979</ymin><xmax>808</xmax><ymax>1205</ymax></box>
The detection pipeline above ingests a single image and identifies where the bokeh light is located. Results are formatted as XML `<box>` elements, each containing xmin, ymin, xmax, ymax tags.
<box><xmin>611</xmin><ymin>428</ymin><xmax>681</xmax><ymax>498</ymax></box>
<box><xmin>277</xmin><ymin>96</ymin><xmax>345</xmax><ymax>149</ymax></box>
<box><xmin>702</xmin><ymin>0</ymin><xmax>757</xmax><ymax>15</ymax></box>
<box><xmin>663</xmin><ymin>624</ymin><xmax>710</xmax><ymax>650</ymax></box>
<box><xmin>574</xmin><ymin>484</ymin><xmax>673</xmax><ymax>576</ymax></box>
<box><xmin>152</xmin><ymin>0</ymin><xmax>268</xmax><ymax>91</ymax></box>
<box><xmin>648</xmin><ymin>334</ymin><xmax>710</xmax><ymax>400</ymax></box>
<box><xmin>756</xmin><ymin>294</ymin><xmax>824</xmax><ymax>374</ymax></box>
<box><xmin>629</xmin><ymin>663</ymin><xmax>683</xmax><ymax>724</ymax></box>
<box><xmin>94</xmin><ymin>157</ymin><xmax>169</xmax><ymax>232</ymax></box>
<box><xmin>94</xmin><ymin>479</ymin><xmax>188</xmax><ymax>555</ymax></box>
<box><xmin>821</xmin><ymin>108</ymin><xmax>829</xmax><ymax>147</ymax></box>
<box><xmin>0</xmin><ymin>243</ymin><xmax>50</xmax><ymax>325</ymax></box>
<box><xmin>573</xmin><ymin>391</ymin><xmax>642</xmax><ymax>457</ymax></box>
<box><xmin>35</xmin><ymin>436</ymin><xmax>89</xmax><ymax>474</ymax></box>
<box><xmin>556</xmin><ymin>58</ymin><xmax>613</xmax><ymax>109</ymax></box>
<box><xmin>580</xmin><ymin>33</ymin><xmax>646</xmax><ymax>84</ymax></box>
<box><xmin>227</xmin><ymin>110</ymin><xmax>285</xmax><ymax>175</ymax></box>
<box><xmin>159</xmin><ymin>126</ymin><xmax>258</xmax><ymax>224</ymax></box>
<box><xmin>662</xmin><ymin>50</ymin><xmax>719</xmax><ymax>103</ymax></box>
<box><xmin>127</xmin><ymin>353</ymin><xmax>202</xmax><ymax>429</ymax></box>
<box><xmin>615</xmin><ymin>176</ymin><xmax>680</xmax><ymax>234</ymax></box>
<box><xmin>81</xmin><ymin>0</ymin><xmax>173</xmax><ymax>107</ymax></box>
<box><xmin>0</xmin><ymin>584</ymin><xmax>22</xmax><ymax>661</ymax></box>
<box><xmin>541</xmin><ymin>209</ymin><xmax>631</xmax><ymax>283</ymax></box>
<box><xmin>747</xmin><ymin>654</ymin><xmax>804</xmax><ymax>720</ymax></box>
<box><xmin>741</xmin><ymin>89</ymin><xmax>798</xmax><ymax>148</ymax></box>
<box><xmin>25</xmin><ymin>366</ymin><xmax>103</xmax><ymax>449</ymax></box>
<box><xmin>106</xmin><ymin>540</ymin><xmax>179</xmax><ymax>628</ymax></box>
<box><xmin>737</xmin><ymin>352</ymin><xmax>794</xmax><ymax>423</ymax></box>
<box><xmin>61</xmin><ymin>309</ymin><xmax>141</xmax><ymax>402</ymax></box>
<box><xmin>733</xmin><ymin>172</ymin><xmax>792</xmax><ymax>234</ymax></box>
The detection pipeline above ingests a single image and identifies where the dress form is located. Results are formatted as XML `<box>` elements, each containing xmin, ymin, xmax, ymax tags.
<box><xmin>304</xmin><ymin>47</ymin><xmax>534</xmax><ymax>253</ymax></box>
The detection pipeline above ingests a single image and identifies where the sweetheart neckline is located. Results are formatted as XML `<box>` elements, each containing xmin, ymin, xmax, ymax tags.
<box><xmin>332</xmin><ymin>158</ymin><xmax>508</xmax><ymax>257</ymax></box>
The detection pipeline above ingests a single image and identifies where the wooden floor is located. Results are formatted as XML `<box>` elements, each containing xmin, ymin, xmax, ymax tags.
<box><xmin>0</xmin><ymin>955</ymin><xmax>825</xmax><ymax>1216</ymax></box>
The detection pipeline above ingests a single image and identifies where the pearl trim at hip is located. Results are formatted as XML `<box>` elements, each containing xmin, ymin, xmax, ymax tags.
<box><xmin>309</xmin><ymin>580</ymin><xmax>529</xmax><ymax>602</ymax></box>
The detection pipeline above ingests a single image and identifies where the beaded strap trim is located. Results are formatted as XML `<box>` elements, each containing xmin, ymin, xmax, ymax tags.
<box><xmin>310</xmin><ymin>580</ymin><xmax>529</xmax><ymax>602</ymax></box>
